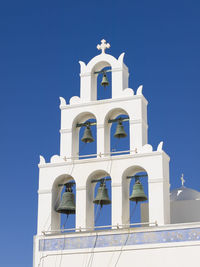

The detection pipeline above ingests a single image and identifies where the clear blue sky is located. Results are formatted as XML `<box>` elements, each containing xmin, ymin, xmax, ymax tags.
<box><xmin>0</xmin><ymin>1</ymin><xmax>200</xmax><ymax>266</ymax></box>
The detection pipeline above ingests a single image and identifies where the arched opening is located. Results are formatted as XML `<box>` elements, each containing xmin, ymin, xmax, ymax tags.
<box><xmin>122</xmin><ymin>166</ymin><xmax>149</xmax><ymax>227</ymax></box>
<box><xmin>104</xmin><ymin>108</ymin><xmax>130</xmax><ymax>156</ymax></box>
<box><xmin>86</xmin><ymin>170</ymin><xmax>112</xmax><ymax>230</ymax></box>
<box><xmin>72</xmin><ymin>112</ymin><xmax>97</xmax><ymax>159</ymax></box>
<box><xmin>90</xmin><ymin>61</ymin><xmax>112</xmax><ymax>101</ymax></box>
<box><xmin>52</xmin><ymin>174</ymin><xmax>76</xmax><ymax>231</ymax></box>
<box><xmin>97</xmin><ymin>67</ymin><xmax>112</xmax><ymax>100</ymax></box>
<box><xmin>78</xmin><ymin>118</ymin><xmax>97</xmax><ymax>159</ymax></box>
<box><xmin>110</xmin><ymin>114</ymin><xmax>130</xmax><ymax>155</ymax></box>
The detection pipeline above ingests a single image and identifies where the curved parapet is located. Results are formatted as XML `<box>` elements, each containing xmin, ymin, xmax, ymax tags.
<box><xmin>39</xmin><ymin>155</ymin><xmax>46</xmax><ymax>164</ymax></box>
<box><xmin>69</xmin><ymin>96</ymin><xmax>82</xmax><ymax>105</ymax></box>
<box><xmin>157</xmin><ymin>141</ymin><xmax>163</xmax><ymax>151</ymax></box>
<box><xmin>118</xmin><ymin>52</ymin><xmax>125</xmax><ymax>64</ymax></box>
<box><xmin>59</xmin><ymin>97</ymin><xmax>66</xmax><ymax>107</ymax></box>
<box><xmin>50</xmin><ymin>155</ymin><xmax>65</xmax><ymax>163</ymax></box>
<box><xmin>121</xmin><ymin>88</ymin><xmax>134</xmax><ymax>97</ymax></box>
<box><xmin>138</xmin><ymin>144</ymin><xmax>153</xmax><ymax>153</ymax></box>
<box><xmin>136</xmin><ymin>85</ymin><xmax>143</xmax><ymax>96</ymax></box>
<box><xmin>79</xmin><ymin>60</ymin><xmax>86</xmax><ymax>73</ymax></box>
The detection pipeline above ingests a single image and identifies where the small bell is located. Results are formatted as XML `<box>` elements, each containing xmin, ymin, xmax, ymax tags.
<box><xmin>114</xmin><ymin>121</ymin><xmax>127</xmax><ymax>139</ymax></box>
<box><xmin>81</xmin><ymin>125</ymin><xmax>94</xmax><ymax>143</ymax></box>
<box><xmin>129</xmin><ymin>180</ymin><xmax>148</xmax><ymax>203</ymax></box>
<box><xmin>56</xmin><ymin>186</ymin><xmax>76</xmax><ymax>215</ymax></box>
<box><xmin>101</xmin><ymin>73</ymin><xmax>109</xmax><ymax>88</ymax></box>
<box><xmin>93</xmin><ymin>182</ymin><xmax>111</xmax><ymax>207</ymax></box>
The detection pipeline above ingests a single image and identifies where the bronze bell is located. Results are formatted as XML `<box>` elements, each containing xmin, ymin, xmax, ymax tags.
<box><xmin>114</xmin><ymin>121</ymin><xmax>127</xmax><ymax>139</ymax></box>
<box><xmin>93</xmin><ymin>182</ymin><xmax>111</xmax><ymax>207</ymax></box>
<box><xmin>101</xmin><ymin>73</ymin><xmax>109</xmax><ymax>88</ymax></box>
<box><xmin>56</xmin><ymin>186</ymin><xmax>76</xmax><ymax>215</ymax></box>
<box><xmin>81</xmin><ymin>125</ymin><xmax>94</xmax><ymax>143</ymax></box>
<box><xmin>129</xmin><ymin>180</ymin><xmax>148</xmax><ymax>203</ymax></box>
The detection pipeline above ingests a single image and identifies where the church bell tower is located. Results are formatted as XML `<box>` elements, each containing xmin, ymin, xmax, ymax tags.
<box><xmin>34</xmin><ymin>40</ymin><xmax>171</xmax><ymax>267</ymax></box>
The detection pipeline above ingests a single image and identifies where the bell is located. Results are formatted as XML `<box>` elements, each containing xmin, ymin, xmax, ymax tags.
<box><xmin>56</xmin><ymin>187</ymin><xmax>76</xmax><ymax>215</ymax></box>
<box><xmin>93</xmin><ymin>182</ymin><xmax>111</xmax><ymax>207</ymax></box>
<box><xmin>81</xmin><ymin>125</ymin><xmax>94</xmax><ymax>143</ymax></box>
<box><xmin>101</xmin><ymin>73</ymin><xmax>109</xmax><ymax>88</ymax></box>
<box><xmin>114</xmin><ymin>121</ymin><xmax>127</xmax><ymax>139</ymax></box>
<box><xmin>129</xmin><ymin>180</ymin><xmax>148</xmax><ymax>203</ymax></box>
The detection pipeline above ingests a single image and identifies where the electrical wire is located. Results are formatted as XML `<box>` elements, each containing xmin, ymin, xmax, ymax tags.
<box><xmin>85</xmin><ymin>233</ymin><xmax>98</xmax><ymax>267</ymax></box>
<box><xmin>106</xmin><ymin>202</ymin><xmax>137</xmax><ymax>267</ymax></box>
<box><xmin>62</xmin><ymin>214</ymin><xmax>69</xmax><ymax>229</ymax></box>
<box><xmin>57</xmin><ymin>236</ymin><xmax>65</xmax><ymax>267</ymax></box>
<box><xmin>94</xmin><ymin>205</ymin><xmax>102</xmax><ymax>224</ymax></box>
<box><xmin>113</xmin><ymin>228</ymin><xmax>130</xmax><ymax>267</ymax></box>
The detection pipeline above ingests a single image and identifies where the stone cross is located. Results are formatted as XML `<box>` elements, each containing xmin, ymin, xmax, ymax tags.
<box><xmin>181</xmin><ymin>173</ymin><xmax>185</xmax><ymax>186</ymax></box>
<box><xmin>97</xmin><ymin>39</ymin><xmax>110</xmax><ymax>54</ymax></box>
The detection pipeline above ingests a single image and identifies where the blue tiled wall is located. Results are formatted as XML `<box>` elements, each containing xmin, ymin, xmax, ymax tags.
<box><xmin>39</xmin><ymin>227</ymin><xmax>200</xmax><ymax>251</ymax></box>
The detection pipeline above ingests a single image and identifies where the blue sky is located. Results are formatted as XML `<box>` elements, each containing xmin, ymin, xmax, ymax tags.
<box><xmin>0</xmin><ymin>0</ymin><xmax>200</xmax><ymax>266</ymax></box>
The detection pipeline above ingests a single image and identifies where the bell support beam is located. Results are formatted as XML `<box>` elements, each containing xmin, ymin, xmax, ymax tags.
<box><xmin>108</xmin><ymin>117</ymin><xmax>129</xmax><ymax>123</ymax></box>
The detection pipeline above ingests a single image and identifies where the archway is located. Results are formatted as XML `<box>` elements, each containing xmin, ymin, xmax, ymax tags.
<box><xmin>104</xmin><ymin>108</ymin><xmax>130</xmax><ymax>156</ymax></box>
<box><xmin>86</xmin><ymin>170</ymin><xmax>112</xmax><ymax>229</ymax></box>
<box><xmin>97</xmin><ymin>66</ymin><xmax>112</xmax><ymax>100</ymax></box>
<box><xmin>122</xmin><ymin>166</ymin><xmax>148</xmax><ymax>227</ymax></box>
<box><xmin>72</xmin><ymin>112</ymin><xmax>97</xmax><ymax>159</ymax></box>
<box><xmin>52</xmin><ymin>174</ymin><xmax>76</xmax><ymax>231</ymax></box>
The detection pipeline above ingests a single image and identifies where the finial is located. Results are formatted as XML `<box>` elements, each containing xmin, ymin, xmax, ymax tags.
<box><xmin>97</xmin><ymin>39</ymin><xmax>110</xmax><ymax>54</ymax></box>
<box><xmin>181</xmin><ymin>173</ymin><xmax>185</xmax><ymax>187</ymax></box>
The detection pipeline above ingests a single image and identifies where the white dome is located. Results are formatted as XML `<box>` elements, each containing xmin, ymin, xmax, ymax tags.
<box><xmin>170</xmin><ymin>186</ymin><xmax>200</xmax><ymax>201</ymax></box>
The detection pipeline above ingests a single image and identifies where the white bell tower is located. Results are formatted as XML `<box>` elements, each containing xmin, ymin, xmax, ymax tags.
<box><xmin>34</xmin><ymin>40</ymin><xmax>171</xmax><ymax>267</ymax></box>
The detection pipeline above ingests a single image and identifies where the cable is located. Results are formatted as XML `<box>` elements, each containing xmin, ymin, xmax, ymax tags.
<box><xmin>62</xmin><ymin>214</ymin><xmax>69</xmax><ymax>229</ymax></box>
<box><xmin>106</xmin><ymin>203</ymin><xmax>137</xmax><ymax>267</ymax></box>
<box><xmin>94</xmin><ymin>205</ymin><xmax>102</xmax><ymax>224</ymax></box>
<box><xmin>86</xmin><ymin>233</ymin><xmax>98</xmax><ymax>267</ymax></box>
<box><xmin>113</xmin><ymin>228</ymin><xmax>130</xmax><ymax>267</ymax></box>
<box><xmin>58</xmin><ymin>236</ymin><xmax>65</xmax><ymax>267</ymax></box>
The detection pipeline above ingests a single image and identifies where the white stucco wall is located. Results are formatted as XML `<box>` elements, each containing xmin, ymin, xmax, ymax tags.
<box><xmin>34</xmin><ymin>223</ymin><xmax>200</xmax><ymax>267</ymax></box>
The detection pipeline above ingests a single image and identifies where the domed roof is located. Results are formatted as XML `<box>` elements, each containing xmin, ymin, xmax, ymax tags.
<box><xmin>170</xmin><ymin>186</ymin><xmax>200</xmax><ymax>201</ymax></box>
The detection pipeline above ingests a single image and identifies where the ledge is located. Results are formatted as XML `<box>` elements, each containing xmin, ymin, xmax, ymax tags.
<box><xmin>38</xmin><ymin>223</ymin><xmax>200</xmax><ymax>252</ymax></box>
<box><xmin>38</xmin><ymin>151</ymin><xmax>169</xmax><ymax>168</ymax></box>
<box><xmin>60</xmin><ymin>95</ymin><xmax>148</xmax><ymax>110</ymax></box>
